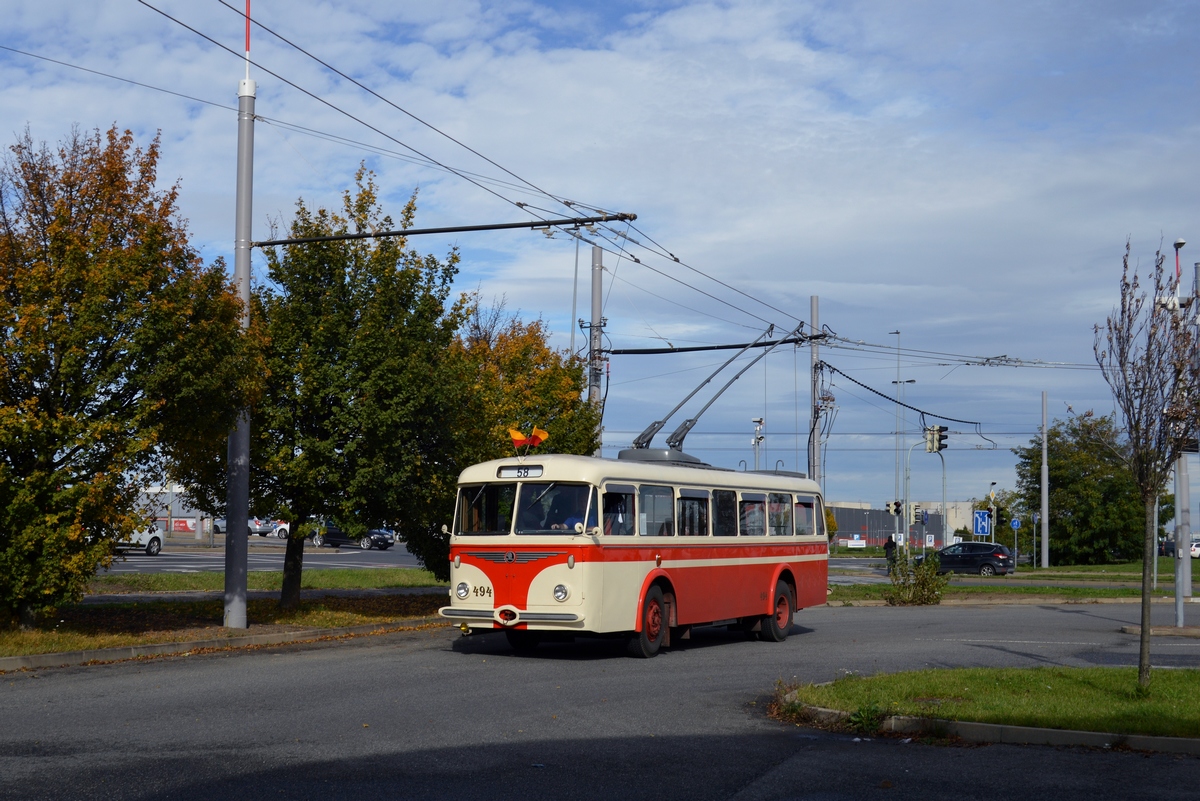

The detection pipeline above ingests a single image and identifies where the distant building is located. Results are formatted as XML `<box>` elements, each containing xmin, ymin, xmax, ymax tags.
<box><xmin>826</xmin><ymin>499</ymin><xmax>973</xmax><ymax>549</ymax></box>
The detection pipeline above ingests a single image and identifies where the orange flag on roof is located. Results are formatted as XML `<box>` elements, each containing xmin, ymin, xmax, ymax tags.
<box><xmin>509</xmin><ymin>427</ymin><xmax>550</xmax><ymax>449</ymax></box>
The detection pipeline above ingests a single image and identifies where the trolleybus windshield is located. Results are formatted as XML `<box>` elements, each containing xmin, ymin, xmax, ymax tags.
<box><xmin>455</xmin><ymin>483</ymin><xmax>516</xmax><ymax>535</ymax></box>
<box><xmin>515</xmin><ymin>482</ymin><xmax>597</xmax><ymax>534</ymax></box>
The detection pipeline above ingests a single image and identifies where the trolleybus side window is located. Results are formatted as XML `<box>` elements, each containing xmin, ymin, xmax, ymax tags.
<box><xmin>515</xmin><ymin>483</ymin><xmax>595</xmax><ymax>534</ymax></box>
<box><xmin>768</xmin><ymin>493</ymin><xmax>793</xmax><ymax>536</ymax></box>
<box><xmin>456</xmin><ymin>483</ymin><xmax>516</xmax><ymax>535</ymax></box>
<box><xmin>713</xmin><ymin>489</ymin><xmax>738</xmax><ymax>536</ymax></box>
<box><xmin>602</xmin><ymin>485</ymin><xmax>636</xmax><ymax>536</ymax></box>
<box><xmin>677</xmin><ymin>489</ymin><xmax>710</xmax><ymax>537</ymax></box>
<box><xmin>739</xmin><ymin>492</ymin><xmax>766</xmax><ymax>537</ymax></box>
<box><xmin>640</xmin><ymin>485</ymin><xmax>674</xmax><ymax>536</ymax></box>
<box><xmin>794</xmin><ymin>494</ymin><xmax>819</xmax><ymax>536</ymax></box>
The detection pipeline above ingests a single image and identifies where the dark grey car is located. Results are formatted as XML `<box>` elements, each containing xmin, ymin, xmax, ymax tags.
<box><xmin>309</xmin><ymin>520</ymin><xmax>393</xmax><ymax>550</ymax></box>
<box><xmin>917</xmin><ymin>541</ymin><xmax>1014</xmax><ymax>576</ymax></box>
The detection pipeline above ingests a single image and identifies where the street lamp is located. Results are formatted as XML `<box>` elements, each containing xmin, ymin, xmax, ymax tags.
<box><xmin>1175</xmin><ymin>238</ymin><xmax>1186</xmax><ymax>292</ymax></box>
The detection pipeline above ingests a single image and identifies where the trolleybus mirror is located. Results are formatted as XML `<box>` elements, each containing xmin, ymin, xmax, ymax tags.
<box><xmin>441</xmin><ymin>524</ymin><xmax>448</xmax><ymax>535</ymax></box>
<box><xmin>574</xmin><ymin>522</ymin><xmax>585</xmax><ymax>534</ymax></box>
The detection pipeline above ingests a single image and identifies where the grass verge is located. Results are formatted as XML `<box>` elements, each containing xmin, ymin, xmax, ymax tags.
<box><xmin>773</xmin><ymin>667</ymin><xmax>1200</xmax><ymax>739</ymax></box>
<box><xmin>88</xmin><ymin>567</ymin><xmax>444</xmax><ymax>594</ymax></box>
<box><xmin>828</xmin><ymin>583</ymin><xmax>1143</xmax><ymax>604</ymax></box>
<box><xmin>0</xmin><ymin>594</ymin><xmax>445</xmax><ymax>658</ymax></box>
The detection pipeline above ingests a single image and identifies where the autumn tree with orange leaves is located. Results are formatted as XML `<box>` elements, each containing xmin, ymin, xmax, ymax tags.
<box><xmin>451</xmin><ymin>295</ymin><xmax>601</xmax><ymax>467</ymax></box>
<box><xmin>0</xmin><ymin>127</ymin><xmax>252</xmax><ymax>627</ymax></box>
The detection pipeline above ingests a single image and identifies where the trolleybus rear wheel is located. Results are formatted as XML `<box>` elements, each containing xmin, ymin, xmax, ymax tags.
<box><xmin>627</xmin><ymin>585</ymin><xmax>666</xmax><ymax>658</ymax></box>
<box><xmin>759</xmin><ymin>580</ymin><xmax>793</xmax><ymax>642</ymax></box>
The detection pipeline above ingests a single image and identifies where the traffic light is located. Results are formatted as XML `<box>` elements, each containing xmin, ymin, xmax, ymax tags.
<box><xmin>890</xmin><ymin>501</ymin><xmax>903</xmax><ymax>516</ymax></box>
<box><xmin>924</xmin><ymin>427</ymin><xmax>935</xmax><ymax>453</ymax></box>
<box><xmin>931</xmin><ymin>425</ymin><xmax>948</xmax><ymax>452</ymax></box>
<box><xmin>911</xmin><ymin>505</ymin><xmax>923</xmax><ymax>526</ymax></box>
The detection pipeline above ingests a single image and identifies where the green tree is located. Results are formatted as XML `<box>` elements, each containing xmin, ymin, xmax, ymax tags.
<box><xmin>393</xmin><ymin>296</ymin><xmax>601</xmax><ymax>578</ymax></box>
<box><xmin>0</xmin><ymin>127</ymin><xmax>249</xmax><ymax>626</ymax></box>
<box><xmin>253</xmin><ymin>171</ymin><xmax>468</xmax><ymax>608</ymax></box>
<box><xmin>1013</xmin><ymin>414</ymin><xmax>1167</xmax><ymax>565</ymax></box>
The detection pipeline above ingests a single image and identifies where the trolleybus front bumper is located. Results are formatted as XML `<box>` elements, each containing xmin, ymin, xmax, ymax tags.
<box><xmin>438</xmin><ymin>605</ymin><xmax>583</xmax><ymax>628</ymax></box>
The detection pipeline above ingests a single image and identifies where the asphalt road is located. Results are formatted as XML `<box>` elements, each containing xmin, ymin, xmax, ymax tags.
<box><xmin>103</xmin><ymin>544</ymin><xmax>423</xmax><ymax>574</ymax></box>
<box><xmin>3</xmin><ymin>603</ymin><xmax>1198</xmax><ymax>800</ymax></box>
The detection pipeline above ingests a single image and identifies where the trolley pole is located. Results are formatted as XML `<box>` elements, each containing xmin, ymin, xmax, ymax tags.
<box><xmin>588</xmin><ymin>245</ymin><xmax>604</xmax><ymax>455</ymax></box>
<box><xmin>224</xmin><ymin>49</ymin><xmax>255</xmax><ymax>630</ymax></box>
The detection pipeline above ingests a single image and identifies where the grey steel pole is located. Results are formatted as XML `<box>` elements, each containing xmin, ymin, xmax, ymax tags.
<box><xmin>892</xmin><ymin>331</ymin><xmax>900</xmax><ymax>548</ymax></box>
<box><xmin>1154</xmin><ymin>498</ymin><xmax>1160</xmax><ymax>591</ymax></box>
<box><xmin>810</xmin><ymin>295</ymin><xmax>820</xmax><ymax>487</ymax></box>
<box><xmin>936</xmin><ymin>450</ymin><xmax>946</xmax><ymax>549</ymax></box>
<box><xmin>1041</xmin><ymin>390</ymin><xmax>1049</xmax><ymax>568</ymax></box>
<box><xmin>589</xmin><ymin>245</ymin><xmax>603</xmax><ymax>455</ymax></box>
<box><xmin>224</xmin><ymin>76</ymin><xmax>255</xmax><ymax>630</ymax></box>
<box><xmin>1187</xmin><ymin>262</ymin><xmax>1200</xmax><ymax>599</ymax></box>
<box><xmin>1175</xmin><ymin>457</ymin><xmax>1188</xmax><ymax>626</ymax></box>
<box><xmin>569</xmin><ymin>235</ymin><xmax>580</xmax><ymax>354</ymax></box>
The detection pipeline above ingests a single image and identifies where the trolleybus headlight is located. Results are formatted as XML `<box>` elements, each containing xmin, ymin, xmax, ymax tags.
<box><xmin>553</xmin><ymin>584</ymin><xmax>570</xmax><ymax>602</ymax></box>
<box><xmin>456</xmin><ymin>582</ymin><xmax>470</xmax><ymax>599</ymax></box>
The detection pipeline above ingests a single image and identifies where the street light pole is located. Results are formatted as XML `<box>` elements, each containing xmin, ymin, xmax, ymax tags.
<box><xmin>224</xmin><ymin>26</ymin><xmax>256</xmax><ymax>631</ymax></box>
<box><xmin>891</xmin><ymin>331</ymin><xmax>900</xmax><ymax>547</ymax></box>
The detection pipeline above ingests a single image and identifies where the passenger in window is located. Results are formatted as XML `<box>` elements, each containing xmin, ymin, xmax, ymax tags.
<box><xmin>552</xmin><ymin>492</ymin><xmax>591</xmax><ymax>530</ymax></box>
<box><xmin>603</xmin><ymin>493</ymin><xmax>633</xmax><ymax>535</ymax></box>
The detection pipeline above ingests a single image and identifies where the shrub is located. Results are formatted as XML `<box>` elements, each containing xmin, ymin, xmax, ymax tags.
<box><xmin>884</xmin><ymin>552</ymin><xmax>949</xmax><ymax>605</ymax></box>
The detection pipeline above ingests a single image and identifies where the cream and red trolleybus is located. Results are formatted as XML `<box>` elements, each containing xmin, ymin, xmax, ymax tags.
<box><xmin>439</xmin><ymin>448</ymin><xmax>829</xmax><ymax>657</ymax></box>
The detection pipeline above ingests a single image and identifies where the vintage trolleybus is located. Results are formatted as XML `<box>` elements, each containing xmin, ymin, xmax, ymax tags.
<box><xmin>438</xmin><ymin>449</ymin><xmax>829</xmax><ymax>657</ymax></box>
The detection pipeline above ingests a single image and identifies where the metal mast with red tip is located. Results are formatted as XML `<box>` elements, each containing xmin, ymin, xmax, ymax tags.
<box><xmin>225</xmin><ymin>0</ymin><xmax>256</xmax><ymax>629</ymax></box>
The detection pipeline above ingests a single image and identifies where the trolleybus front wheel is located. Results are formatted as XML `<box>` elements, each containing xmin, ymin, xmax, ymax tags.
<box><xmin>759</xmin><ymin>580</ymin><xmax>794</xmax><ymax>642</ymax></box>
<box><xmin>627</xmin><ymin>585</ymin><xmax>666</xmax><ymax>658</ymax></box>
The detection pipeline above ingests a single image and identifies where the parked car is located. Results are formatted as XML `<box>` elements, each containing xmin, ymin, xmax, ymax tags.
<box><xmin>915</xmin><ymin>541</ymin><xmax>1013</xmax><ymax>576</ymax></box>
<box><xmin>249</xmin><ymin>517</ymin><xmax>276</xmax><ymax>537</ymax></box>
<box><xmin>273</xmin><ymin>521</ymin><xmax>290</xmax><ymax>539</ymax></box>
<box><xmin>114</xmin><ymin>525</ymin><xmax>163</xmax><ymax>556</ymax></box>
<box><xmin>213</xmin><ymin>517</ymin><xmax>277</xmax><ymax>536</ymax></box>
<box><xmin>1159</xmin><ymin>539</ymin><xmax>1176</xmax><ymax>558</ymax></box>
<box><xmin>309</xmin><ymin>520</ymin><xmax>393</xmax><ymax>550</ymax></box>
<box><xmin>1192</xmin><ymin>540</ymin><xmax>1200</xmax><ymax>559</ymax></box>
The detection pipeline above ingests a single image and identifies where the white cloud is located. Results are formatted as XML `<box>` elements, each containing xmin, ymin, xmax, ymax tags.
<box><xmin>2</xmin><ymin>0</ymin><xmax>1198</xmax><ymax>503</ymax></box>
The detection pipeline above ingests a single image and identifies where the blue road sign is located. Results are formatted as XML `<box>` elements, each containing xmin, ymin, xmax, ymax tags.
<box><xmin>1011</xmin><ymin>518</ymin><xmax>1021</xmax><ymax>531</ymax></box>
<box><xmin>973</xmin><ymin>510</ymin><xmax>990</xmax><ymax>537</ymax></box>
<box><xmin>922</xmin><ymin>510</ymin><xmax>929</xmax><ymax>526</ymax></box>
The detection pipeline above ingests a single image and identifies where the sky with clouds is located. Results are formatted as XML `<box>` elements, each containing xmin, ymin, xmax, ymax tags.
<box><xmin>3</xmin><ymin>0</ymin><xmax>1199</xmax><ymax>516</ymax></box>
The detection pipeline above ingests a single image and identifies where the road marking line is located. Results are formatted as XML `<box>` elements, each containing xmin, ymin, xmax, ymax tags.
<box><xmin>920</xmin><ymin>639</ymin><xmax>1105</xmax><ymax>645</ymax></box>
